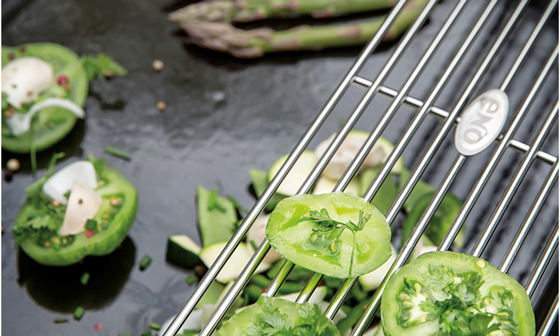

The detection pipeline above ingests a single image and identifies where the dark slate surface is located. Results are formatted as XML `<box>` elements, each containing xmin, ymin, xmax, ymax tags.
<box><xmin>2</xmin><ymin>0</ymin><xmax>558</xmax><ymax>335</ymax></box>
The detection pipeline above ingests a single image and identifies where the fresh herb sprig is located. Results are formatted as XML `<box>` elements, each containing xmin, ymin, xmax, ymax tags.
<box><xmin>81</xmin><ymin>53</ymin><xmax>127</xmax><ymax>81</ymax></box>
<box><xmin>301</xmin><ymin>208</ymin><xmax>371</xmax><ymax>276</ymax></box>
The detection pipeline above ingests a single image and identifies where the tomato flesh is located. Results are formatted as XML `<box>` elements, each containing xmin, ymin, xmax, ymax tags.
<box><xmin>266</xmin><ymin>192</ymin><xmax>392</xmax><ymax>278</ymax></box>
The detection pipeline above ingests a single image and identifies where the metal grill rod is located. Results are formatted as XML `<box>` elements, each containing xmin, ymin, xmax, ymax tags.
<box><xmin>525</xmin><ymin>223</ymin><xmax>558</xmax><ymax>299</ymax></box>
<box><xmin>439</xmin><ymin>45</ymin><xmax>559</xmax><ymax>252</ymax></box>
<box><xmin>470</xmin><ymin>101</ymin><xmax>558</xmax><ymax>257</ymax></box>
<box><xmin>499</xmin><ymin>161</ymin><xmax>559</xmax><ymax>273</ymax></box>
<box><xmin>193</xmin><ymin>1</ymin><xmax>442</xmax><ymax>334</ymax></box>
<box><xmin>351</xmin><ymin>79</ymin><xmax>558</xmax><ymax>165</ymax></box>
<box><xmin>537</xmin><ymin>294</ymin><xmax>559</xmax><ymax>336</ymax></box>
<box><xmin>161</xmin><ymin>2</ymin><xmax>413</xmax><ymax>335</ymax></box>
<box><xmin>273</xmin><ymin>0</ymin><xmax>472</xmax><ymax>303</ymax></box>
<box><xmin>285</xmin><ymin>0</ymin><xmax>502</xmax><ymax>306</ymax></box>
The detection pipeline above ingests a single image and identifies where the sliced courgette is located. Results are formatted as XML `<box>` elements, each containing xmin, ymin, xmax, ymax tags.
<box><xmin>166</xmin><ymin>235</ymin><xmax>203</xmax><ymax>269</ymax></box>
<box><xmin>196</xmin><ymin>186</ymin><xmax>237</xmax><ymax>247</ymax></box>
<box><xmin>267</xmin><ymin>150</ymin><xmax>317</xmax><ymax>196</ymax></box>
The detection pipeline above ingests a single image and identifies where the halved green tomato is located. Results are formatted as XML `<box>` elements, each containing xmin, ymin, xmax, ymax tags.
<box><xmin>216</xmin><ymin>295</ymin><xmax>340</xmax><ymax>336</ymax></box>
<box><xmin>381</xmin><ymin>251</ymin><xmax>535</xmax><ymax>336</ymax></box>
<box><xmin>266</xmin><ymin>192</ymin><xmax>392</xmax><ymax>278</ymax></box>
<box><xmin>2</xmin><ymin>43</ymin><xmax>88</xmax><ymax>153</ymax></box>
<box><xmin>14</xmin><ymin>165</ymin><xmax>137</xmax><ymax>266</ymax></box>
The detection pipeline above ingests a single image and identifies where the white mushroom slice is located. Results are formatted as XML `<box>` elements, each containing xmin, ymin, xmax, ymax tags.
<box><xmin>42</xmin><ymin>161</ymin><xmax>98</xmax><ymax>205</ymax></box>
<box><xmin>5</xmin><ymin>97</ymin><xmax>85</xmax><ymax>136</ymax></box>
<box><xmin>312</xmin><ymin>175</ymin><xmax>360</xmax><ymax>196</ymax></box>
<box><xmin>359</xmin><ymin>244</ymin><xmax>397</xmax><ymax>291</ymax></box>
<box><xmin>247</xmin><ymin>214</ymin><xmax>282</xmax><ymax>264</ymax></box>
<box><xmin>2</xmin><ymin>57</ymin><xmax>53</xmax><ymax>108</ymax></box>
<box><xmin>315</xmin><ymin>132</ymin><xmax>392</xmax><ymax>180</ymax></box>
<box><xmin>160</xmin><ymin>310</ymin><xmax>203</xmax><ymax>336</ymax></box>
<box><xmin>59</xmin><ymin>182</ymin><xmax>102</xmax><ymax>236</ymax></box>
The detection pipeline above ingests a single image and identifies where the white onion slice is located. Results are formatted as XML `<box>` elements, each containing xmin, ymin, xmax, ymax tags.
<box><xmin>5</xmin><ymin>97</ymin><xmax>85</xmax><ymax>136</ymax></box>
<box><xmin>42</xmin><ymin>161</ymin><xmax>98</xmax><ymax>205</ymax></box>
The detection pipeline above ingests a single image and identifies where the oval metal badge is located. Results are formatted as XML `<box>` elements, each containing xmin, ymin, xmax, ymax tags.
<box><xmin>455</xmin><ymin>89</ymin><xmax>509</xmax><ymax>156</ymax></box>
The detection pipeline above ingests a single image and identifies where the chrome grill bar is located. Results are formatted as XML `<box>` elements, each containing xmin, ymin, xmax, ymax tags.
<box><xmin>525</xmin><ymin>223</ymin><xmax>558</xmax><ymax>299</ymax></box>
<box><xmin>537</xmin><ymin>294</ymin><xmax>559</xmax><ymax>336</ymax></box>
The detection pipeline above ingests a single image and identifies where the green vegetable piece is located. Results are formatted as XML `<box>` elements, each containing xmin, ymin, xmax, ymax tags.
<box><xmin>381</xmin><ymin>251</ymin><xmax>535</xmax><ymax>336</ymax></box>
<box><xmin>81</xmin><ymin>53</ymin><xmax>127</xmax><ymax>81</ymax></box>
<box><xmin>216</xmin><ymin>296</ymin><xmax>339</xmax><ymax>336</ymax></box>
<box><xmin>104</xmin><ymin>146</ymin><xmax>131</xmax><ymax>160</ymax></box>
<box><xmin>196</xmin><ymin>186</ymin><xmax>237</xmax><ymax>247</ymax></box>
<box><xmin>141</xmin><ymin>330</ymin><xmax>152</xmax><ymax>336</ymax></box>
<box><xmin>2</xmin><ymin>43</ymin><xmax>88</xmax><ymax>153</ymax></box>
<box><xmin>14</xmin><ymin>158</ymin><xmax>138</xmax><ymax>266</ymax></box>
<box><xmin>248</xmin><ymin>169</ymin><xmax>285</xmax><ymax>212</ymax></box>
<box><xmin>53</xmin><ymin>318</ymin><xmax>69</xmax><ymax>324</ymax></box>
<box><xmin>117</xmin><ymin>334</ymin><xmax>132</xmax><ymax>336</ymax></box>
<box><xmin>166</xmin><ymin>234</ymin><xmax>203</xmax><ymax>269</ymax></box>
<box><xmin>336</xmin><ymin>300</ymin><xmax>369</xmax><ymax>335</ymax></box>
<box><xmin>359</xmin><ymin>167</ymin><xmax>398</xmax><ymax>215</ymax></box>
<box><xmin>139</xmin><ymin>255</ymin><xmax>152</xmax><ymax>271</ymax></box>
<box><xmin>178</xmin><ymin>330</ymin><xmax>201</xmax><ymax>336</ymax></box>
<box><xmin>80</xmin><ymin>272</ymin><xmax>90</xmax><ymax>285</ymax></box>
<box><xmin>266</xmin><ymin>192</ymin><xmax>392</xmax><ymax>278</ymax></box>
<box><xmin>84</xmin><ymin>219</ymin><xmax>97</xmax><ymax>231</ymax></box>
<box><xmin>73</xmin><ymin>306</ymin><xmax>85</xmax><ymax>320</ymax></box>
<box><xmin>185</xmin><ymin>274</ymin><xmax>198</xmax><ymax>285</ymax></box>
<box><xmin>399</xmin><ymin>168</ymin><xmax>436</xmax><ymax>213</ymax></box>
<box><xmin>267</xmin><ymin>150</ymin><xmax>317</xmax><ymax>196</ymax></box>
<box><xmin>193</xmin><ymin>281</ymin><xmax>224</xmax><ymax>310</ymax></box>
<box><xmin>401</xmin><ymin>191</ymin><xmax>465</xmax><ymax>249</ymax></box>
<box><xmin>149</xmin><ymin>323</ymin><xmax>161</xmax><ymax>331</ymax></box>
<box><xmin>227</xmin><ymin>195</ymin><xmax>248</xmax><ymax>214</ymax></box>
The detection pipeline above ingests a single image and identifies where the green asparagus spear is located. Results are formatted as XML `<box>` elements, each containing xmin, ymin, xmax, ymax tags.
<box><xmin>180</xmin><ymin>0</ymin><xmax>428</xmax><ymax>58</ymax></box>
<box><xmin>169</xmin><ymin>0</ymin><xmax>398</xmax><ymax>23</ymax></box>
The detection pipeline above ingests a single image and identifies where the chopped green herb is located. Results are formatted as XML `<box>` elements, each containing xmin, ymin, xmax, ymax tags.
<box><xmin>207</xmin><ymin>188</ymin><xmax>217</xmax><ymax>211</ymax></box>
<box><xmin>185</xmin><ymin>274</ymin><xmax>198</xmax><ymax>285</ymax></box>
<box><xmin>141</xmin><ymin>330</ymin><xmax>152</xmax><ymax>336</ymax></box>
<box><xmin>227</xmin><ymin>195</ymin><xmax>248</xmax><ymax>214</ymax></box>
<box><xmin>179</xmin><ymin>330</ymin><xmax>201</xmax><ymax>336</ymax></box>
<box><xmin>104</xmin><ymin>146</ymin><xmax>131</xmax><ymax>160</ymax></box>
<box><xmin>117</xmin><ymin>334</ymin><xmax>132</xmax><ymax>336</ymax></box>
<box><xmin>85</xmin><ymin>219</ymin><xmax>97</xmax><ymax>231</ymax></box>
<box><xmin>73</xmin><ymin>306</ymin><xmax>85</xmax><ymax>320</ymax></box>
<box><xmin>81</xmin><ymin>53</ymin><xmax>127</xmax><ymax>81</ymax></box>
<box><xmin>149</xmin><ymin>323</ymin><xmax>162</xmax><ymax>331</ymax></box>
<box><xmin>80</xmin><ymin>272</ymin><xmax>90</xmax><ymax>285</ymax></box>
<box><xmin>139</xmin><ymin>255</ymin><xmax>152</xmax><ymax>271</ymax></box>
<box><xmin>53</xmin><ymin>317</ymin><xmax>69</xmax><ymax>324</ymax></box>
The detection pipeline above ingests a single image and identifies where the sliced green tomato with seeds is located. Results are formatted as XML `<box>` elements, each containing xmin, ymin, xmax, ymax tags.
<box><xmin>381</xmin><ymin>252</ymin><xmax>535</xmax><ymax>336</ymax></box>
<box><xmin>266</xmin><ymin>192</ymin><xmax>392</xmax><ymax>278</ymax></box>
<box><xmin>15</xmin><ymin>166</ymin><xmax>137</xmax><ymax>266</ymax></box>
<box><xmin>216</xmin><ymin>296</ymin><xmax>340</xmax><ymax>336</ymax></box>
<box><xmin>2</xmin><ymin>43</ymin><xmax>88</xmax><ymax>153</ymax></box>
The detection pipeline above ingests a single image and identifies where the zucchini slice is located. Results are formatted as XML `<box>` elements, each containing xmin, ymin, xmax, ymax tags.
<box><xmin>166</xmin><ymin>234</ymin><xmax>203</xmax><ymax>269</ymax></box>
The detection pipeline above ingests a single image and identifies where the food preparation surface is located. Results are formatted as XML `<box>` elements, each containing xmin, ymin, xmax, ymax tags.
<box><xmin>2</xmin><ymin>0</ymin><xmax>558</xmax><ymax>335</ymax></box>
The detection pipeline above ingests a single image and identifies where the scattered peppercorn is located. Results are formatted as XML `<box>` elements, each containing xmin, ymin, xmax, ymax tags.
<box><xmin>78</xmin><ymin>199</ymin><xmax>83</xmax><ymax>204</ymax></box>
<box><xmin>7</xmin><ymin>158</ymin><xmax>20</xmax><ymax>171</ymax></box>
<box><xmin>4</xmin><ymin>106</ymin><xmax>14</xmax><ymax>118</ymax></box>
<box><xmin>110</xmin><ymin>198</ymin><xmax>120</xmax><ymax>206</ymax></box>
<box><xmin>194</xmin><ymin>264</ymin><xmax>208</xmax><ymax>277</ymax></box>
<box><xmin>51</xmin><ymin>200</ymin><xmax>61</xmax><ymax>207</ymax></box>
<box><xmin>44</xmin><ymin>241</ymin><xmax>51</xmax><ymax>247</ymax></box>
<box><xmin>102</xmin><ymin>69</ymin><xmax>114</xmax><ymax>78</ymax></box>
<box><xmin>19</xmin><ymin>45</ymin><xmax>26</xmax><ymax>52</ymax></box>
<box><xmin>8</xmin><ymin>53</ymin><xmax>15</xmax><ymax>60</ymax></box>
<box><xmin>94</xmin><ymin>323</ymin><xmax>103</xmax><ymax>331</ymax></box>
<box><xmin>57</xmin><ymin>75</ymin><xmax>69</xmax><ymax>86</ymax></box>
<box><xmin>152</xmin><ymin>60</ymin><xmax>164</xmax><ymax>71</ymax></box>
<box><xmin>157</xmin><ymin>101</ymin><xmax>166</xmax><ymax>111</ymax></box>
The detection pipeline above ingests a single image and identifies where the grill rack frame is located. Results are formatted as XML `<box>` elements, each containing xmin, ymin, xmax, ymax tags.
<box><xmin>163</xmin><ymin>1</ymin><xmax>559</xmax><ymax>335</ymax></box>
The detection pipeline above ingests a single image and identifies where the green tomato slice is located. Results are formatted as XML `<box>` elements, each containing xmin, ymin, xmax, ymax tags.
<box><xmin>216</xmin><ymin>296</ymin><xmax>340</xmax><ymax>336</ymax></box>
<box><xmin>14</xmin><ymin>165</ymin><xmax>137</xmax><ymax>266</ymax></box>
<box><xmin>381</xmin><ymin>251</ymin><xmax>535</xmax><ymax>336</ymax></box>
<box><xmin>266</xmin><ymin>192</ymin><xmax>392</xmax><ymax>278</ymax></box>
<box><xmin>2</xmin><ymin>43</ymin><xmax>88</xmax><ymax>153</ymax></box>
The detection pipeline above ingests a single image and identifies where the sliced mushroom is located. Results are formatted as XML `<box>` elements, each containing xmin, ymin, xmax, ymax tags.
<box><xmin>59</xmin><ymin>182</ymin><xmax>102</xmax><ymax>236</ymax></box>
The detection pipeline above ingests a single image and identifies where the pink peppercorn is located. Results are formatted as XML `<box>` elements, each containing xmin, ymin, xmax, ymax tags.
<box><xmin>85</xmin><ymin>229</ymin><xmax>94</xmax><ymax>238</ymax></box>
<box><xmin>94</xmin><ymin>323</ymin><xmax>102</xmax><ymax>331</ymax></box>
<box><xmin>57</xmin><ymin>75</ymin><xmax>69</xmax><ymax>85</ymax></box>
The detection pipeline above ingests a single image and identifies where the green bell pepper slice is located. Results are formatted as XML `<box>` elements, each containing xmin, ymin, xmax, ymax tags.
<box><xmin>2</xmin><ymin>43</ymin><xmax>88</xmax><ymax>153</ymax></box>
<box><xmin>14</xmin><ymin>161</ymin><xmax>137</xmax><ymax>266</ymax></box>
<box><xmin>381</xmin><ymin>251</ymin><xmax>535</xmax><ymax>336</ymax></box>
<box><xmin>266</xmin><ymin>192</ymin><xmax>392</xmax><ymax>278</ymax></box>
